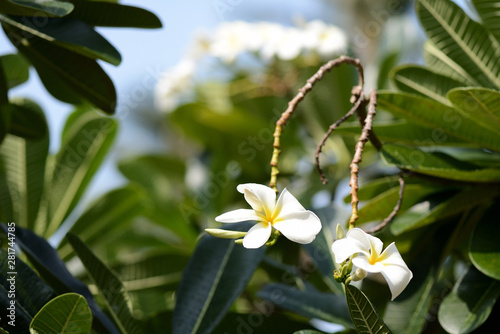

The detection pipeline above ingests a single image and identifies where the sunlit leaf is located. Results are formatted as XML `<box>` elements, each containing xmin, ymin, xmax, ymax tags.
<box><xmin>416</xmin><ymin>0</ymin><xmax>500</xmax><ymax>89</ymax></box>
<box><xmin>438</xmin><ymin>266</ymin><xmax>500</xmax><ymax>334</ymax></box>
<box><xmin>472</xmin><ymin>0</ymin><xmax>500</xmax><ymax>45</ymax></box>
<box><xmin>1</xmin><ymin>0</ymin><xmax>74</xmax><ymax>17</ymax></box>
<box><xmin>30</xmin><ymin>293</ymin><xmax>92</xmax><ymax>334</ymax></box>
<box><xmin>391</xmin><ymin>65</ymin><xmax>466</xmax><ymax>105</ymax></box>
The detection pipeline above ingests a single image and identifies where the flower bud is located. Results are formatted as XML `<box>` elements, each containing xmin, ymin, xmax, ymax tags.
<box><xmin>351</xmin><ymin>268</ymin><xmax>367</xmax><ymax>282</ymax></box>
<box><xmin>205</xmin><ymin>228</ymin><xmax>247</xmax><ymax>239</ymax></box>
<box><xmin>336</xmin><ymin>224</ymin><xmax>345</xmax><ymax>240</ymax></box>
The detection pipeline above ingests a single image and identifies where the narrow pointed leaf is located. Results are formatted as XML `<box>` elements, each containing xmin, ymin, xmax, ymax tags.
<box><xmin>4</xmin><ymin>26</ymin><xmax>116</xmax><ymax>113</ymax></box>
<box><xmin>345</xmin><ymin>284</ymin><xmax>392</xmax><ymax>334</ymax></box>
<box><xmin>173</xmin><ymin>222</ymin><xmax>266</xmax><ymax>334</ymax></box>
<box><xmin>381</xmin><ymin>144</ymin><xmax>500</xmax><ymax>182</ymax></box>
<box><xmin>0</xmin><ymin>53</ymin><xmax>29</xmax><ymax>89</ymax></box>
<box><xmin>258</xmin><ymin>283</ymin><xmax>352</xmax><ymax>327</ymax></box>
<box><xmin>378</xmin><ymin>92</ymin><xmax>500</xmax><ymax>152</ymax></box>
<box><xmin>390</xmin><ymin>187</ymin><xmax>499</xmax><ymax>235</ymax></box>
<box><xmin>447</xmin><ymin>88</ymin><xmax>500</xmax><ymax>134</ymax></box>
<box><xmin>416</xmin><ymin>0</ymin><xmax>500</xmax><ymax>88</ymax></box>
<box><xmin>438</xmin><ymin>266</ymin><xmax>500</xmax><ymax>334</ymax></box>
<box><xmin>0</xmin><ymin>100</ymin><xmax>48</xmax><ymax>230</ymax></box>
<box><xmin>46</xmin><ymin>112</ymin><xmax>116</xmax><ymax>236</ymax></box>
<box><xmin>57</xmin><ymin>186</ymin><xmax>148</xmax><ymax>260</ymax></box>
<box><xmin>391</xmin><ymin>65</ymin><xmax>466</xmax><ymax>105</ymax></box>
<box><xmin>472</xmin><ymin>0</ymin><xmax>500</xmax><ymax>45</ymax></box>
<box><xmin>66</xmin><ymin>0</ymin><xmax>162</xmax><ymax>28</ymax></box>
<box><xmin>423</xmin><ymin>41</ymin><xmax>480</xmax><ymax>86</ymax></box>
<box><xmin>2</xmin><ymin>0</ymin><xmax>74</xmax><ymax>16</ymax></box>
<box><xmin>66</xmin><ymin>233</ymin><xmax>143</xmax><ymax>334</ymax></box>
<box><xmin>470</xmin><ymin>206</ymin><xmax>500</xmax><ymax>280</ymax></box>
<box><xmin>30</xmin><ymin>293</ymin><xmax>92</xmax><ymax>334</ymax></box>
<box><xmin>0</xmin><ymin>248</ymin><xmax>55</xmax><ymax>333</ymax></box>
<box><xmin>0</xmin><ymin>15</ymin><xmax>121</xmax><ymax>65</ymax></box>
<box><xmin>0</xmin><ymin>225</ymin><xmax>119</xmax><ymax>334</ymax></box>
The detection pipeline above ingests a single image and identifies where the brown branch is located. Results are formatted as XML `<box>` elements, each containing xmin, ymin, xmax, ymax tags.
<box><xmin>269</xmin><ymin>56</ymin><xmax>364</xmax><ymax>192</ymax></box>
<box><xmin>349</xmin><ymin>90</ymin><xmax>377</xmax><ymax>229</ymax></box>
<box><xmin>315</xmin><ymin>91</ymin><xmax>365</xmax><ymax>185</ymax></box>
<box><xmin>364</xmin><ymin>172</ymin><xmax>405</xmax><ymax>234</ymax></box>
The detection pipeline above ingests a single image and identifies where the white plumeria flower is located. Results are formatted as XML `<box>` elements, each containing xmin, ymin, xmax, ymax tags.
<box><xmin>331</xmin><ymin>228</ymin><xmax>413</xmax><ymax>300</ymax></box>
<box><xmin>215</xmin><ymin>183</ymin><xmax>322</xmax><ymax>249</ymax></box>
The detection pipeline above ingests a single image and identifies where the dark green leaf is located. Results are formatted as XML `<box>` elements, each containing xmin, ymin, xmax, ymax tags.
<box><xmin>0</xmin><ymin>248</ymin><xmax>55</xmax><ymax>333</ymax></box>
<box><xmin>30</xmin><ymin>293</ymin><xmax>92</xmax><ymax>334</ymax></box>
<box><xmin>293</xmin><ymin>331</ymin><xmax>325</xmax><ymax>334</ymax></box>
<box><xmin>447</xmin><ymin>88</ymin><xmax>500</xmax><ymax>134</ymax></box>
<box><xmin>66</xmin><ymin>0</ymin><xmax>162</xmax><ymax>28</ymax></box>
<box><xmin>5</xmin><ymin>98</ymin><xmax>47</xmax><ymax>138</ymax></box>
<box><xmin>381</xmin><ymin>144</ymin><xmax>500</xmax><ymax>181</ymax></box>
<box><xmin>470</xmin><ymin>206</ymin><xmax>500</xmax><ymax>280</ymax></box>
<box><xmin>67</xmin><ymin>233</ymin><xmax>143</xmax><ymax>334</ymax></box>
<box><xmin>378</xmin><ymin>92</ymin><xmax>500</xmax><ymax>152</ymax></box>
<box><xmin>390</xmin><ymin>187</ymin><xmax>498</xmax><ymax>235</ymax></box>
<box><xmin>0</xmin><ymin>53</ymin><xmax>29</xmax><ymax>89</ymax></box>
<box><xmin>173</xmin><ymin>222</ymin><xmax>266</xmax><ymax>334</ymax></box>
<box><xmin>258</xmin><ymin>283</ymin><xmax>352</xmax><ymax>327</ymax></box>
<box><xmin>416</xmin><ymin>0</ymin><xmax>500</xmax><ymax>89</ymax></box>
<box><xmin>0</xmin><ymin>100</ymin><xmax>48</xmax><ymax>230</ymax></box>
<box><xmin>345</xmin><ymin>284</ymin><xmax>392</xmax><ymax>334</ymax></box>
<box><xmin>4</xmin><ymin>26</ymin><xmax>116</xmax><ymax>113</ymax></box>
<box><xmin>473</xmin><ymin>0</ymin><xmax>500</xmax><ymax>45</ymax></box>
<box><xmin>1</xmin><ymin>0</ymin><xmax>74</xmax><ymax>17</ymax></box>
<box><xmin>0</xmin><ymin>225</ymin><xmax>119</xmax><ymax>334</ymax></box>
<box><xmin>57</xmin><ymin>186</ymin><xmax>148</xmax><ymax>260</ymax></box>
<box><xmin>391</xmin><ymin>65</ymin><xmax>466</xmax><ymax>105</ymax></box>
<box><xmin>46</xmin><ymin>112</ymin><xmax>116</xmax><ymax>236</ymax></box>
<box><xmin>0</xmin><ymin>15</ymin><xmax>121</xmax><ymax>65</ymax></box>
<box><xmin>438</xmin><ymin>266</ymin><xmax>500</xmax><ymax>334</ymax></box>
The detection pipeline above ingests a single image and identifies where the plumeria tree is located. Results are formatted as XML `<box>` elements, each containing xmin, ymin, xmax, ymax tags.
<box><xmin>1</xmin><ymin>0</ymin><xmax>500</xmax><ymax>334</ymax></box>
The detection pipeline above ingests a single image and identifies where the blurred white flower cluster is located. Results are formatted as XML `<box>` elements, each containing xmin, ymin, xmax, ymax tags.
<box><xmin>156</xmin><ymin>20</ymin><xmax>347</xmax><ymax>112</ymax></box>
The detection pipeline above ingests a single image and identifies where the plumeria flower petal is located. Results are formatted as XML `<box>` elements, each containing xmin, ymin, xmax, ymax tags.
<box><xmin>215</xmin><ymin>183</ymin><xmax>322</xmax><ymax>249</ymax></box>
<box><xmin>331</xmin><ymin>228</ymin><xmax>412</xmax><ymax>300</ymax></box>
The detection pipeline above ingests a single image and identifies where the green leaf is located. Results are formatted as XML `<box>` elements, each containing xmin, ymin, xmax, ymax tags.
<box><xmin>378</xmin><ymin>92</ymin><xmax>500</xmax><ymax>152</ymax></box>
<box><xmin>338</xmin><ymin>120</ymin><xmax>471</xmax><ymax>147</ymax></box>
<box><xmin>1</xmin><ymin>0</ymin><xmax>74</xmax><ymax>17</ymax></box>
<box><xmin>0</xmin><ymin>15</ymin><xmax>121</xmax><ymax>65</ymax></box>
<box><xmin>57</xmin><ymin>186</ymin><xmax>148</xmax><ymax>260</ymax></box>
<box><xmin>438</xmin><ymin>266</ymin><xmax>500</xmax><ymax>334</ymax></box>
<box><xmin>45</xmin><ymin>112</ymin><xmax>116</xmax><ymax>236</ymax></box>
<box><xmin>258</xmin><ymin>283</ymin><xmax>352</xmax><ymax>328</ymax></box>
<box><xmin>173</xmin><ymin>222</ymin><xmax>266</xmax><ymax>334</ymax></box>
<box><xmin>4</xmin><ymin>99</ymin><xmax>47</xmax><ymax>139</ymax></box>
<box><xmin>416</xmin><ymin>0</ymin><xmax>500</xmax><ymax>89</ymax></box>
<box><xmin>381</xmin><ymin>144</ymin><xmax>500</xmax><ymax>182</ymax></box>
<box><xmin>390</xmin><ymin>187</ymin><xmax>499</xmax><ymax>235</ymax></box>
<box><xmin>4</xmin><ymin>26</ymin><xmax>117</xmax><ymax>113</ymax></box>
<box><xmin>345</xmin><ymin>284</ymin><xmax>392</xmax><ymax>334</ymax></box>
<box><xmin>0</xmin><ymin>248</ymin><xmax>55</xmax><ymax>332</ymax></box>
<box><xmin>0</xmin><ymin>100</ymin><xmax>48</xmax><ymax>230</ymax></box>
<box><xmin>391</xmin><ymin>65</ymin><xmax>466</xmax><ymax>105</ymax></box>
<box><xmin>66</xmin><ymin>0</ymin><xmax>162</xmax><ymax>28</ymax></box>
<box><xmin>66</xmin><ymin>233</ymin><xmax>143</xmax><ymax>334</ymax></box>
<box><xmin>355</xmin><ymin>184</ymin><xmax>446</xmax><ymax>226</ymax></box>
<box><xmin>472</xmin><ymin>0</ymin><xmax>500</xmax><ymax>45</ymax></box>
<box><xmin>30</xmin><ymin>293</ymin><xmax>92</xmax><ymax>334</ymax></box>
<box><xmin>0</xmin><ymin>53</ymin><xmax>29</xmax><ymax>89</ymax></box>
<box><xmin>423</xmin><ymin>41</ymin><xmax>480</xmax><ymax>86</ymax></box>
<box><xmin>4</xmin><ymin>225</ymin><xmax>119</xmax><ymax>334</ymax></box>
<box><xmin>470</xmin><ymin>206</ymin><xmax>500</xmax><ymax>280</ymax></box>
<box><xmin>294</xmin><ymin>331</ymin><xmax>326</xmax><ymax>334</ymax></box>
<box><xmin>447</xmin><ymin>88</ymin><xmax>500</xmax><ymax>134</ymax></box>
